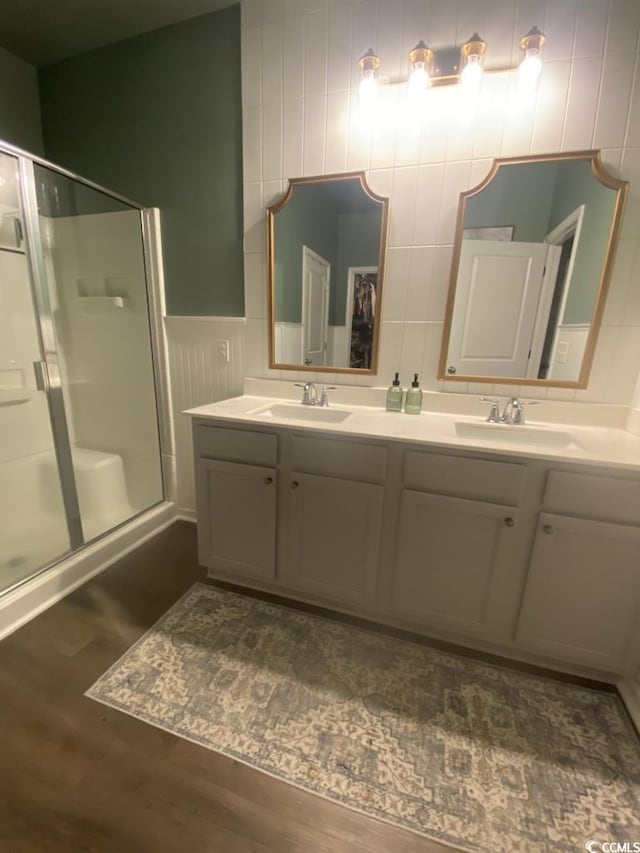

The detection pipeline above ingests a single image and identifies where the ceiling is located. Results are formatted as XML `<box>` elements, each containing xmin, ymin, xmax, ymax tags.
<box><xmin>0</xmin><ymin>0</ymin><xmax>237</xmax><ymax>67</ymax></box>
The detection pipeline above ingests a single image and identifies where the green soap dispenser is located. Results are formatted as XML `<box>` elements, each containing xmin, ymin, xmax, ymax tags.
<box><xmin>386</xmin><ymin>372</ymin><xmax>404</xmax><ymax>412</ymax></box>
<box><xmin>405</xmin><ymin>373</ymin><xmax>423</xmax><ymax>414</ymax></box>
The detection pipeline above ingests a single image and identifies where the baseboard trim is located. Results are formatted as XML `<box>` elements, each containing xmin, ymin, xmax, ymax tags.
<box><xmin>0</xmin><ymin>502</ymin><xmax>178</xmax><ymax>642</ymax></box>
<box><xmin>175</xmin><ymin>509</ymin><xmax>197</xmax><ymax>522</ymax></box>
<box><xmin>618</xmin><ymin>678</ymin><xmax>640</xmax><ymax>734</ymax></box>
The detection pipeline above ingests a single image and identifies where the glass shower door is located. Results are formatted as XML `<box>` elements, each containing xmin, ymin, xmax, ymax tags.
<box><xmin>31</xmin><ymin>165</ymin><xmax>164</xmax><ymax>543</ymax></box>
<box><xmin>0</xmin><ymin>152</ymin><xmax>71</xmax><ymax>591</ymax></box>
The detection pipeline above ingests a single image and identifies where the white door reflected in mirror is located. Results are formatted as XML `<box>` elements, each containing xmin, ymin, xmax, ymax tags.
<box><xmin>439</xmin><ymin>151</ymin><xmax>627</xmax><ymax>389</ymax></box>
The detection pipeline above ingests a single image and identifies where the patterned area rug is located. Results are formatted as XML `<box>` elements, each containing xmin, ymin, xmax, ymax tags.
<box><xmin>86</xmin><ymin>584</ymin><xmax>640</xmax><ymax>852</ymax></box>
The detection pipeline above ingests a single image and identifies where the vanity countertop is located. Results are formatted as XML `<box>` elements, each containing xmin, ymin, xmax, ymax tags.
<box><xmin>185</xmin><ymin>395</ymin><xmax>640</xmax><ymax>473</ymax></box>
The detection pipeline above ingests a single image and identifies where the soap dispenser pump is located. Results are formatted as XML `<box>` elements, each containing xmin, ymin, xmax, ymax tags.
<box><xmin>405</xmin><ymin>373</ymin><xmax>423</xmax><ymax>414</ymax></box>
<box><xmin>386</xmin><ymin>372</ymin><xmax>404</xmax><ymax>412</ymax></box>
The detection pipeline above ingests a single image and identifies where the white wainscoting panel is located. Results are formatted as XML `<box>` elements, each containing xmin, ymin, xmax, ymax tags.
<box><xmin>275</xmin><ymin>322</ymin><xmax>302</xmax><ymax>363</ymax></box>
<box><xmin>165</xmin><ymin>317</ymin><xmax>246</xmax><ymax>514</ymax></box>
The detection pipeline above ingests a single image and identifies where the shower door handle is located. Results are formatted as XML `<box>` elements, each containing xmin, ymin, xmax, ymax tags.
<box><xmin>33</xmin><ymin>360</ymin><xmax>51</xmax><ymax>392</ymax></box>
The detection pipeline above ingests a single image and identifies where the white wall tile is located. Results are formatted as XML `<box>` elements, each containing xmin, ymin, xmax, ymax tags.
<box><xmin>561</xmin><ymin>55</ymin><xmax>602</xmax><ymax>150</ymax></box>
<box><xmin>381</xmin><ymin>247</ymin><xmax>411</xmax><ymax>320</ymax></box>
<box><xmin>428</xmin><ymin>245</ymin><xmax>453</xmax><ymax>322</ymax></box>
<box><xmin>303</xmin><ymin>94</ymin><xmax>327</xmax><ymax>174</ymax></box>
<box><xmin>243</xmin><ymin>105</ymin><xmax>262</xmax><ymax>182</ymax></box>
<box><xmin>262</xmin><ymin>21</ymin><xmax>284</xmax><ymax>104</ymax></box>
<box><xmin>594</xmin><ymin>52</ymin><xmax>636</xmax><ymax>150</ymax></box>
<box><xmin>325</xmin><ymin>90</ymin><xmax>350</xmax><ymax>173</ymax></box>
<box><xmin>542</xmin><ymin>0</ymin><xmax>577</xmax><ymax>62</ymax></box>
<box><xmin>376</xmin><ymin>320</ymin><xmax>404</xmax><ymax>381</ymax></box>
<box><xmin>531</xmin><ymin>59</ymin><xmax>570</xmax><ymax>153</ymax></box>
<box><xmin>625</xmin><ymin>62</ymin><xmax>640</xmax><ymax>148</ymax></box>
<box><xmin>604</xmin><ymin>326</ymin><xmax>640</xmax><ymax>404</ymax></box>
<box><xmin>572</xmin><ymin>0</ymin><xmax>607</xmax><ymax>58</ymax></box>
<box><xmin>327</xmin><ymin>5</ymin><xmax>353</xmax><ymax>92</ymax></box>
<box><xmin>262</xmin><ymin>102</ymin><xmax>283</xmax><ymax>181</ymax></box>
<box><xmin>243</xmin><ymin>181</ymin><xmax>264</xmax><ymax>253</ymax></box>
<box><xmin>284</xmin><ymin>15</ymin><xmax>305</xmax><ymax>101</ymax></box>
<box><xmin>305</xmin><ymin>9</ymin><xmax>329</xmax><ymax>97</ymax></box>
<box><xmin>244</xmin><ymin>252</ymin><xmax>268</xmax><ymax>319</ymax></box>
<box><xmin>436</xmin><ymin>161</ymin><xmax>472</xmax><ymax>245</ymax></box>
<box><xmin>388</xmin><ymin>166</ymin><xmax>419</xmax><ymax>247</ymax></box>
<box><xmin>412</xmin><ymin>163</ymin><xmax>445</xmax><ymax>247</ymax></box>
<box><xmin>263</xmin><ymin>0</ymin><xmax>284</xmax><ymax>25</ymax></box>
<box><xmin>405</xmin><ymin>246</ymin><xmax>435</xmax><ymax>322</ymax></box>
<box><xmin>241</xmin><ymin>26</ymin><xmax>262</xmax><ymax>106</ymax></box>
<box><xmin>283</xmin><ymin>98</ymin><xmax>304</xmax><ymax>176</ymax></box>
<box><xmin>606</xmin><ymin>0</ymin><xmax>640</xmax><ymax>55</ymax></box>
<box><xmin>399</xmin><ymin>322</ymin><xmax>428</xmax><ymax>382</ymax></box>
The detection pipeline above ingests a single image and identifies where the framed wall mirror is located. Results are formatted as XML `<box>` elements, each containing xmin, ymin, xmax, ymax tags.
<box><xmin>268</xmin><ymin>172</ymin><xmax>389</xmax><ymax>374</ymax></box>
<box><xmin>439</xmin><ymin>151</ymin><xmax>628</xmax><ymax>388</ymax></box>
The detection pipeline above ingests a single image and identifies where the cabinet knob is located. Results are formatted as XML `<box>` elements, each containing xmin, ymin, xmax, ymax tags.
<box><xmin>543</xmin><ymin>524</ymin><xmax>553</xmax><ymax>535</ymax></box>
<box><xmin>290</xmin><ymin>480</ymin><xmax>299</xmax><ymax>489</ymax></box>
<box><xmin>264</xmin><ymin>476</ymin><xmax>273</xmax><ymax>485</ymax></box>
<box><xmin>504</xmin><ymin>516</ymin><xmax>515</xmax><ymax>528</ymax></box>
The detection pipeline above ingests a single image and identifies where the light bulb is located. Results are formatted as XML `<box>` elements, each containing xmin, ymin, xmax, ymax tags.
<box><xmin>460</xmin><ymin>57</ymin><xmax>483</xmax><ymax>95</ymax></box>
<box><xmin>359</xmin><ymin>73</ymin><xmax>378</xmax><ymax>107</ymax></box>
<box><xmin>519</xmin><ymin>53</ymin><xmax>542</xmax><ymax>88</ymax></box>
<box><xmin>408</xmin><ymin>63</ymin><xmax>430</xmax><ymax>95</ymax></box>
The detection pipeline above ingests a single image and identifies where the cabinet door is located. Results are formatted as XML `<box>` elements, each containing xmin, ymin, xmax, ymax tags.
<box><xmin>285</xmin><ymin>472</ymin><xmax>383</xmax><ymax>606</ymax></box>
<box><xmin>196</xmin><ymin>458</ymin><xmax>276</xmax><ymax>580</ymax></box>
<box><xmin>516</xmin><ymin>513</ymin><xmax>640</xmax><ymax>672</ymax></box>
<box><xmin>391</xmin><ymin>489</ymin><xmax>518</xmax><ymax>636</ymax></box>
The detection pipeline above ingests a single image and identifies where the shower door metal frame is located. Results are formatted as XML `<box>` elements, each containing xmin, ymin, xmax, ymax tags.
<box><xmin>17</xmin><ymin>156</ymin><xmax>84</xmax><ymax>550</ymax></box>
<box><xmin>1</xmin><ymin>137</ymin><xmax>166</xmax><ymax>582</ymax></box>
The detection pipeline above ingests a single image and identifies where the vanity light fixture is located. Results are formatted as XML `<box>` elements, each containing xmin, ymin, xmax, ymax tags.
<box><xmin>518</xmin><ymin>26</ymin><xmax>546</xmax><ymax>93</ymax></box>
<box><xmin>459</xmin><ymin>33</ymin><xmax>486</xmax><ymax>96</ymax></box>
<box><xmin>408</xmin><ymin>40</ymin><xmax>434</xmax><ymax>96</ymax></box>
<box><xmin>357</xmin><ymin>26</ymin><xmax>545</xmax><ymax>110</ymax></box>
<box><xmin>358</xmin><ymin>48</ymin><xmax>381</xmax><ymax>108</ymax></box>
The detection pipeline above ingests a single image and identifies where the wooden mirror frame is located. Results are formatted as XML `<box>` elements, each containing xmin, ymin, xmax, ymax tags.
<box><xmin>267</xmin><ymin>171</ymin><xmax>389</xmax><ymax>375</ymax></box>
<box><xmin>438</xmin><ymin>150</ymin><xmax>628</xmax><ymax>388</ymax></box>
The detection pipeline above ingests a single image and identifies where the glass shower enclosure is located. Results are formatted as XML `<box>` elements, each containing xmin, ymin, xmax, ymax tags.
<box><xmin>0</xmin><ymin>143</ymin><xmax>164</xmax><ymax>594</ymax></box>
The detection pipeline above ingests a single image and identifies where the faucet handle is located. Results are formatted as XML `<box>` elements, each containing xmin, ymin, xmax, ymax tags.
<box><xmin>318</xmin><ymin>385</ymin><xmax>336</xmax><ymax>407</ymax></box>
<box><xmin>513</xmin><ymin>398</ymin><xmax>541</xmax><ymax>424</ymax></box>
<box><xmin>480</xmin><ymin>397</ymin><xmax>500</xmax><ymax>423</ymax></box>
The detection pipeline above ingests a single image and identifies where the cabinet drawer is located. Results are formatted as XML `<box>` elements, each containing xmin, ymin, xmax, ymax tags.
<box><xmin>403</xmin><ymin>450</ymin><xmax>525</xmax><ymax>505</ymax></box>
<box><xmin>194</xmin><ymin>423</ymin><xmax>277</xmax><ymax>466</ymax></box>
<box><xmin>290</xmin><ymin>435</ymin><xmax>387</xmax><ymax>483</ymax></box>
<box><xmin>544</xmin><ymin>470</ymin><xmax>640</xmax><ymax>525</ymax></box>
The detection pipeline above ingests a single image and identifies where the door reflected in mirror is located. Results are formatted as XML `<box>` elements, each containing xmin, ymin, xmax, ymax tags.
<box><xmin>439</xmin><ymin>151</ymin><xmax>627</xmax><ymax>388</ymax></box>
<box><xmin>268</xmin><ymin>173</ymin><xmax>388</xmax><ymax>374</ymax></box>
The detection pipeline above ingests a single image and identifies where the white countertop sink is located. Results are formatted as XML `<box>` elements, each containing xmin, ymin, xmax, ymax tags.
<box><xmin>247</xmin><ymin>402</ymin><xmax>353</xmax><ymax>424</ymax></box>
<box><xmin>454</xmin><ymin>420</ymin><xmax>584</xmax><ymax>450</ymax></box>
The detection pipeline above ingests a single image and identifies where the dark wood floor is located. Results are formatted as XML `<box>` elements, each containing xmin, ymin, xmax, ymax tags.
<box><xmin>0</xmin><ymin>521</ymin><xmax>456</xmax><ymax>853</ymax></box>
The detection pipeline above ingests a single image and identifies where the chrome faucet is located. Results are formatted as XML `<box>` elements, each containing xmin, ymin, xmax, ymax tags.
<box><xmin>295</xmin><ymin>382</ymin><xmax>336</xmax><ymax>406</ymax></box>
<box><xmin>481</xmin><ymin>396</ymin><xmax>540</xmax><ymax>425</ymax></box>
<box><xmin>295</xmin><ymin>382</ymin><xmax>318</xmax><ymax>405</ymax></box>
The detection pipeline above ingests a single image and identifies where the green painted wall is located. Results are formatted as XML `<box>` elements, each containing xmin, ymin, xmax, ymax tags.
<box><xmin>464</xmin><ymin>163</ymin><xmax>558</xmax><ymax>242</ymax></box>
<box><xmin>548</xmin><ymin>160</ymin><xmax>615</xmax><ymax>325</ymax></box>
<box><xmin>38</xmin><ymin>6</ymin><xmax>243</xmax><ymax>316</ymax></box>
<box><xmin>0</xmin><ymin>47</ymin><xmax>44</xmax><ymax>155</ymax></box>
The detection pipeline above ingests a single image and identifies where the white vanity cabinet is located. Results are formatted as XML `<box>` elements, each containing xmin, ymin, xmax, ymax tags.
<box><xmin>194</xmin><ymin>424</ymin><xmax>278</xmax><ymax>582</ymax></box>
<box><xmin>515</xmin><ymin>471</ymin><xmax>640</xmax><ymax>673</ymax></box>
<box><xmin>390</xmin><ymin>450</ymin><xmax>526</xmax><ymax>638</ymax></box>
<box><xmin>191</xmin><ymin>412</ymin><xmax>640</xmax><ymax>681</ymax></box>
<box><xmin>282</xmin><ymin>434</ymin><xmax>386</xmax><ymax>607</ymax></box>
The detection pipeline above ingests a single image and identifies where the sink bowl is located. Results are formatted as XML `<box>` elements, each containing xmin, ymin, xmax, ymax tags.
<box><xmin>249</xmin><ymin>402</ymin><xmax>352</xmax><ymax>424</ymax></box>
<box><xmin>454</xmin><ymin>420</ymin><xmax>583</xmax><ymax>450</ymax></box>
